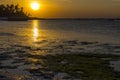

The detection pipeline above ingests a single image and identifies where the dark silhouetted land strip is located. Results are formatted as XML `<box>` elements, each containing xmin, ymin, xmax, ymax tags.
<box><xmin>0</xmin><ymin>4</ymin><xmax>29</xmax><ymax>21</ymax></box>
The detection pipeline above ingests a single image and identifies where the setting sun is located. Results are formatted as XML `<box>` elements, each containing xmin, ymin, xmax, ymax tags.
<box><xmin>31</xmin><ymin>2</ymin><xmax>40</xmax><ymax>10</ymax></box>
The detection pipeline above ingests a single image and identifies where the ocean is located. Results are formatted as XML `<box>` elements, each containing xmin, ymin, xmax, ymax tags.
<box><xmin>0</xmin><ymin>20</ymin><xmax>120</xmax><ymax>79</ymax></box>
<box><xmin>0</xmin><ymin>20</ymin><xmax>120</xmax><ymax>46</ymax></box>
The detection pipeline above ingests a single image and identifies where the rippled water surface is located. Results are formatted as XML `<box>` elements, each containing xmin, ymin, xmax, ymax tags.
<box><xmin>0</xmin><ymin>20</ymin><xmax>120</xmax><ymax>80</ymax></box>
<box><xmin>0</xmin><ymin>20</ymin><xmax>120</xmax><ymax>47</ymax></box>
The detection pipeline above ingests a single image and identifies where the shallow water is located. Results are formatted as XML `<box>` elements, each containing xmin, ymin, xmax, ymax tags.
<box><xmin>0</xmin><ymin>20</ymin><xmax>120</xmax><ymax>46</ymax></box>
<box><xmin>0</xmin><ymin>20</ymin><xmax>120</xmax><ymax>79</ymax></box>
<box><xmin>110</xmin><ymin>60</ymin><xmax>120</xmax><ymax>71</ymax></box>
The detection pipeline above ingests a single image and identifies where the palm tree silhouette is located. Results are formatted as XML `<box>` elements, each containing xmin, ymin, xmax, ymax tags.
<box><xmin>0</xmin><ymin>4</ymin><xmax>29</xmax><ymax>17</ymax></box>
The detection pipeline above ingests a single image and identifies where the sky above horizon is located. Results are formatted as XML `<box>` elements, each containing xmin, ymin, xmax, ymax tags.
<box><xmin>0</xmin><ymin>0</ymin><xmax>120</xmax><ymax>18</ymax></box>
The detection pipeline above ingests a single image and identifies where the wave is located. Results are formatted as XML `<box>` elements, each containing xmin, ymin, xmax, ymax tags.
<box><xmin>0</xmin><ymin>32</ymin><xmax>16</xmax><ymax>36</ymax></box>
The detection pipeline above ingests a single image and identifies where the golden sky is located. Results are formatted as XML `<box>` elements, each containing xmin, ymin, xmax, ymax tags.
<box><xmin>1</xmin><ymin>0</ymin><xmax>120</xmax><ymax>18</ymax></box>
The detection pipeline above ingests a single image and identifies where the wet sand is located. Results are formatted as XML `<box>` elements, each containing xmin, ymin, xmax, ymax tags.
<box><xmin>0</xmin><ymin>39</ymin><xmax>120</xmax><ymax>80</ymax></box>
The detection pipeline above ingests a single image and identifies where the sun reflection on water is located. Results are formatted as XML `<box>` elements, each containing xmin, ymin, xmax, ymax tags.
<box><xmin>32</xmin><ymin>20</ymin><xmax>39</xmax><ymax>42</ymax></box>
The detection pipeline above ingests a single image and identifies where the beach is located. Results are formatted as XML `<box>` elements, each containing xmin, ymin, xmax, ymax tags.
<box><xmin>0</xmin><ymin>20</ymin><xmax>120</xmax><ymax>80</ymax></box>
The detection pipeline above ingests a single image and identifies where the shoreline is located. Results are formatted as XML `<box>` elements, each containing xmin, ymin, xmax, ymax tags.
<box><xmin>0</xmin><ymin>53</ymin><xmax>120</xmax><ymax>80</ymax></box>
<box><xmin>29</xmin><ymin>17</ymin><xmax>120</xmax><ymax>21</ymax></box>
<box><xmin>1</xmin><ymin>17</ymin><xmax>120</xmax><ymax>21</ymax></box>
<box><xmin>0</xmin><ymin>39</ymin><xmax>120</xmax><ymax>80</ymax></box>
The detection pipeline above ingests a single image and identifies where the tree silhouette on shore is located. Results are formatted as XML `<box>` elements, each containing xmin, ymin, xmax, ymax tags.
<box><xmin>0</xmin><ymin>4</ymin><xmax>30</xmax><ymax>17</ymax></box>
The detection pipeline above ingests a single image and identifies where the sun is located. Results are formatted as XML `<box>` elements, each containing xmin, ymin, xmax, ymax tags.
<box><xmin>31</xmin><ymin>2</ymin><xmax>40</xmax><ymax>10</ymax></box>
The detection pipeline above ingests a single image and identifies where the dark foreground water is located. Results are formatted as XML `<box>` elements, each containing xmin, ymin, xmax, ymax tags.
<box><xmin>0</xmin><ymin>20</ymin><xmax>120</xmax><ymax>80</ymax></box>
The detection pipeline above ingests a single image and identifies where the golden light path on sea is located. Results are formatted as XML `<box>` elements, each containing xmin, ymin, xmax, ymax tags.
<box><xmin>32</xmin><ymin>20</ymin><xmax>39</xmax><ymax>42</ymax></box>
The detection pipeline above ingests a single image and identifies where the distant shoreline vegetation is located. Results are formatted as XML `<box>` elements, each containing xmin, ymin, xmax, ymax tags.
<box><xmin>0</xmin><ymin>4</ymin><xmax>29</xmax><ymax>18</ymax></box>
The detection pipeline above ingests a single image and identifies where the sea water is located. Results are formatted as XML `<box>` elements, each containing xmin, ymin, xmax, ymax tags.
<box><xmin>0</xmin><ymin>20</ymin><xmax>120</xmax><ymax>46</ymax></box>
<box><xmin>0</xmin><ymin>20</ymin><xmax>120</xmax><ymax>79</ymax></box>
